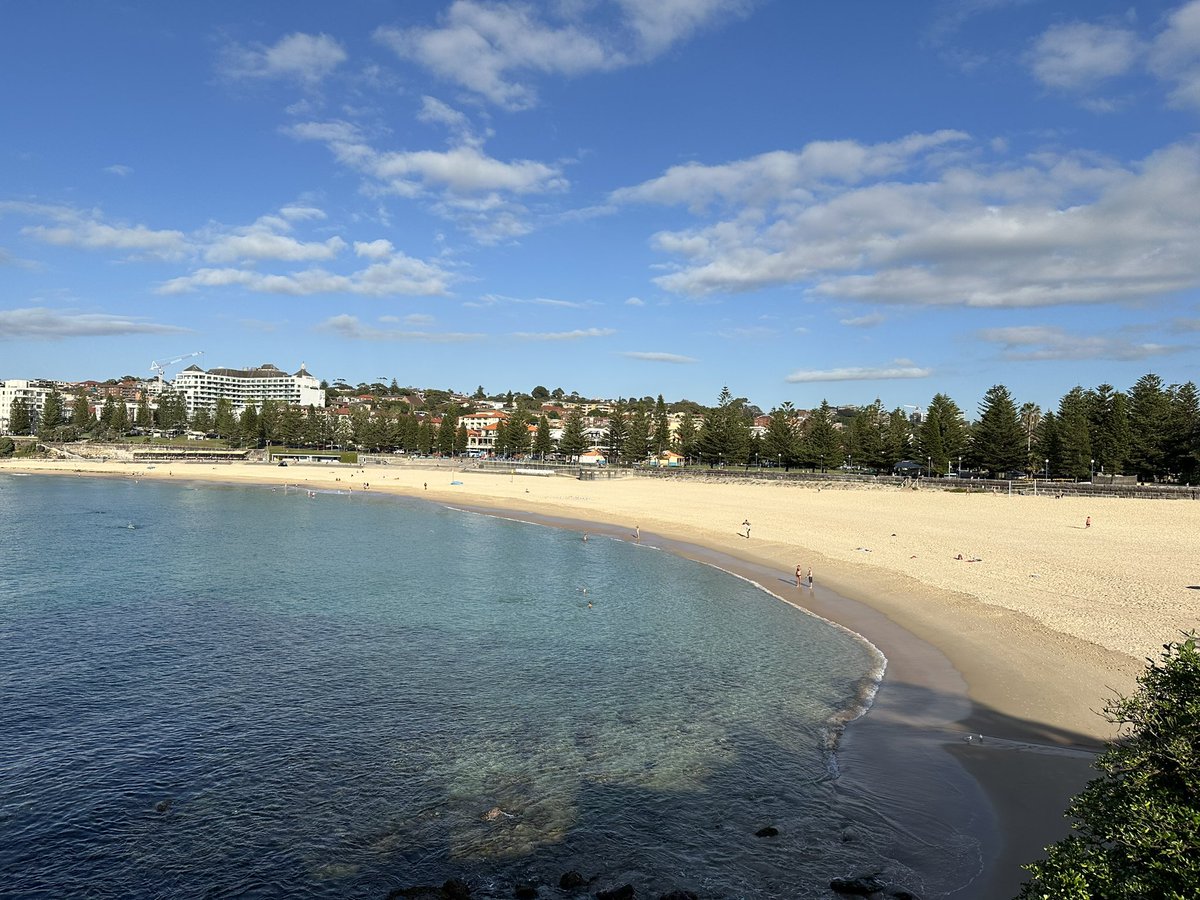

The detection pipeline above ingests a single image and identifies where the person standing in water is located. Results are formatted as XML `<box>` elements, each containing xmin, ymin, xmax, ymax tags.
<box><xmin>796</xmin><ymin>564</ymin><xmax>803</xmax><ymax>587</ymax></box>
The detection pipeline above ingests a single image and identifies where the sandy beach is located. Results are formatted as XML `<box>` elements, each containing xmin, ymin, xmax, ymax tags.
<box><xmin>6</xmin><ymin>457</ymin><xmax>1197</xmax><ymax>897</ymax></box>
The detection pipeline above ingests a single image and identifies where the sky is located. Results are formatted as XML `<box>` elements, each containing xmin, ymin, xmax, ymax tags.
<box><xmin>2</xmin><ymin>0</ymin><xmax>1200</xmax><ymax>414</ymax></box>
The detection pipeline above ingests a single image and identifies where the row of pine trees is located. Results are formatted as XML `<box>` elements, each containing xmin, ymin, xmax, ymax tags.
<box><xmin>10</xmin><ymin>373</ymin><xmax>1199</xmax><ymax>483</ymax></box>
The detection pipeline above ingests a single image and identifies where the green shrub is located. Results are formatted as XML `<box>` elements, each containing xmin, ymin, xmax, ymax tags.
<box><xmin>1017</xmin><ymin>634</ymin><xmax>1200</xmax><ymax>899</ymax></box>
<box><xmin>0</xmin><ymin>436</ymin><xmax>14</xmax><ymax>457</ymax></box>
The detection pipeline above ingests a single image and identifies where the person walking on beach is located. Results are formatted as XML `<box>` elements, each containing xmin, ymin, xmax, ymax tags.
<box><xmin>741</xmin><ymin>519</ymin><xmax>751</xmax><ymax>539</ymax></box>
<box><xmin>1085</xmin><ymin>516</ymin><xmax>1091</xmax><ymax>528</ymax></box>
<box><xmin>634</xmin><ymin>525</ymin><xmax>640</xmax><ymax>541</ymax></box>
<box><xmin>796</xmin><ymin>564</ymin><xmax>803</xmax><ymax>587</ymax></box>
<box><xmin>807</xmin><ymin>567</ymin><xmax>814</xmax><ymax>588</ymax></box>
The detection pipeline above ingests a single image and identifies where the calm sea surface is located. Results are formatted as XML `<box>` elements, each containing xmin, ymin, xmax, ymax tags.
<box><xmin>0</xmin><ymin>474</ymin><xmax>963</xmax><ymax>898</ymax></box>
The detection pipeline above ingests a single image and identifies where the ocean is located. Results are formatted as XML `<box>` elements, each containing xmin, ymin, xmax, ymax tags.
<box><xmin>0</xmin><ymin>474</ymin><xmax>979</xmax><ymax>898</ymax></box>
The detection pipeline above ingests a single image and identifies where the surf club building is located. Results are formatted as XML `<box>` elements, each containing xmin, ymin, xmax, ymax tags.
<box><xmin>170</xmin><ymin>363</ymin><xmax>325</xmax><ymax>419</ymax></box>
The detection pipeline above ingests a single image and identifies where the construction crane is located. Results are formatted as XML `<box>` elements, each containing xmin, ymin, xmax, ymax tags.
<box><xmin>150</xmin><ymin>351</ymin><xmax>204</xmax><ymax>385</ymax></box>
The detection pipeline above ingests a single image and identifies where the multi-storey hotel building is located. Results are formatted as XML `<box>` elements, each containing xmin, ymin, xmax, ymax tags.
<box><xmin>171</xmin><ymin>363</ymin><xmax>325</xmax><ymax>418</ymax></box>
<box><xmin>0</xmin><ymin>379</ymin><xmax>57</xmax><ymax>433</ymax></box>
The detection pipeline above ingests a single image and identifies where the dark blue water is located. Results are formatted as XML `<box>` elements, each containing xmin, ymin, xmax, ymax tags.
<box><xmin>0</xmin><ymin>474</ymin><xmax>940</xmax><ymax>898</ymax></box>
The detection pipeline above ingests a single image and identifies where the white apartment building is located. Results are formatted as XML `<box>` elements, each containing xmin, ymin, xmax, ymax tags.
<box><xmin>0</xmin><ymin>379</ymin><xmax>57</xmax><ymax>434</ymax></box>
<box><xmin>171</xmin><ymin>363</ymin><xmax>325</xmax><ymax>418</ymax></box>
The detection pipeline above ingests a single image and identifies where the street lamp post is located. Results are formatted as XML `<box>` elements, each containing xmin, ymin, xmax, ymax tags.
<box><xmin>1045</xmin><ymin>458</ymin><xmax>1049</xmax><ymax>478</ymax></box>
<box><xmin>927</xmin><ymin>456</ymin><xmax>931</xmax><ymax>477</ymax></box>
<box><xmin>958</xmin><ymin>455</ymin><xmax>962</xmax><ymax>476</ymax></box>
<box><xmin>777</xmin><ymin>452</ymin><xmax>781</xmax><ymax>471</ymax></box>
<box><xmin>1090</xmin><ymin>458</ymin><xmax>1095</xmax><ymax>481</ymax></box>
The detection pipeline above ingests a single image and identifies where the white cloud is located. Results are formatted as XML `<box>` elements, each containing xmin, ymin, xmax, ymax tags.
<box><xmin>374</xmin><ymin>0</ymin><xmax>747</xmax><ymax>110</ymax></box>
<box><xmin>625</xmin><ymin>296</ymin><xmax>645</xmax><ymax>306</ymax></box>
<box><xmin>840</xmin><ymin>313</ymin><xmax>885</xmax><ymax>327</ymax></box>
<box><xmin>1027</xmin><ymin>22</ymin><xmax>1141</xmax><ymax>91</ymax></box>
<box><xmin>613</xmin><ymin>131</ymin><xmax>969</xmax><ymax>211</ymax></box>
<box><xmin>205</xmin><ymin>232</ymin><xmax>346</xmax><ymax>264</ymax></box>
<box><xmin>316</xmin><ymin>314</ymin><xmax>482</xmax><ymax>341</ymax></box>
<box><xmin>976</xmin><ymin>325</ymin><xmax>1180</xmax><ymax>360</ymax></box>
<box><xmin>354</xmin><ymin>239</ymin><xmax>395</xmax><ymax>259</ymax></box>
<box><xmin>220</xmin><ymin>32</ymin><xmax>347</xmax><ymax>85</ymax></box>
<box><xmin>158</xmin><ymin>251</ymin><xmax>453</xmax><ymax>298</ymax></box>
<box><xmin>510</xmin><ymin>327</ymin><xmax>616</xmax><ymax>340</ymax></box>
<box><xmin>0</xmin><ymin>307</ymin><xmax>187</xmax><ymax>339</ymax></box>
<box><xmin>1150</xmin><ymin>0</ymin><xmax>1200</xmax><ymax>110</ymax></box>
<box><xmin>622</xmin><ymin>134</ymin><xmax>1200</xmax><ymax>309</ymax></box>
<box><xmin>20</xmin><ymin>213</ymin><xmax>187</xmax><ymax>261</ymax></box>
<box><xmin>619</xmin><ymin>351</ymin><xmax>698</xmax><ymax>363</ymax></box>
<box><xmin>785</xmin><ymin>364</ymin><xmax>932</xmax><ymax>383</ymax></box>
<box><xmin>104</xmin><ymin>164</ymin><xmax>133</xmax><ymax>177</ymax></box>
<box><xmin>285</xmin><ymin>117</ymin><xmax>566</xmax><ymax>240</ymax></box>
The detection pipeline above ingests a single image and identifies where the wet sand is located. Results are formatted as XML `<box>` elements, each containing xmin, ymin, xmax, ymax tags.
<box><xmin>8</xmin><ymin>457</ymin><xmax>1194</xmax><ymax>896</ymax></box>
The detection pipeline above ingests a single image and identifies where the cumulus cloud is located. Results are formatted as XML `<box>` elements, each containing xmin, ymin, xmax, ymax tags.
<box><xmin>785</xmin><ymin>364</ymin><xmax>932</xmax><ymax>383</ymax></box>
<box><xmin>618</xmin><ymin>133</ymin><xmax>1200</xmax><ymax>309</ymax></box>
<box><xmin>316</xmin><ymin>314</ymin><xmax>482</xmax><ymax>341</ymax></box>
<box><xmin>104</xmin><ymin>164</ymin><xmax>133</xmax><ymax>177</ymax></box>
<box><xmin>158</xmin><ymin>250</ymin><xmax>453</xmax><ymax>298</ymax></box>
<box><xmin>1150</xmin><ymin>0</ymin><xmax>1200</xmax><ymax>110</ymax></box>
<box><xmin>976</xmin><ymin>325</ymin><xmax>1180</xmax><ymax>360</ymax></box>
<box><xmin>285</xmin><ymin>116</ymin><xmax>566</xmax><ymax>241</ymax></box>
<box><xmin>0</xmin><ymin>307</ymin><xmax>187</xmax><ymax>339</ymax></box>
<box><xmin>374</xmin><ymin>0</ymin><xmax>748</xmax><ymax>109</ymax></box>
<box><xmin>1027</xmin><ymin>22</ymin><xmax>1141</xmax><ymax>91</ymax></box>
<box><xmin>625</xmin><ymin>296</ymin><xmax>645</xmax><ymax>306</ymax></box>
<box><xmin>219</xmin><ymin>32</ymin><xmax>347</xmax><ymax>85</ymax></box>
<box><xmin>619</xmin><ymin>351</ymin><xmax>698</xmax><ymax>363</ymax></box>
<box><xmin>11</xmin><ymin>203</ymin><xmax>188</xmax><ymax>261</ymax></box>
<box><xmin>354</xmin><ymin>239</ymin><xmax>395</xmax><ymax>259</ymax></box>
<box><xmin>510</xmin><ymin>327</ymin><xmax>616</xmax><ymax>340</ymax></box>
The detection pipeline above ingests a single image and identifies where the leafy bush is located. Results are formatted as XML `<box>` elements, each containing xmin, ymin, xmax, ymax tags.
<box><xmin>0</xmin><ymin>436</ymin><xmax>14</xmax><ymax>457</ymax></box>
<box><xmin>1017</xmin><ymin>634</ymin><xmax>1200</xmax><ymax>899</ymax></box>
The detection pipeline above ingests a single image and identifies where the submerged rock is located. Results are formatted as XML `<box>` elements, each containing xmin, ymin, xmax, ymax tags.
<box><xmin>830</xmin><ymin>872</ymin><xmax>887</xmax><ymax>895</ymax></box>
<box><xmin>658</xmin><ymin>892</ymin><xmax>698</xmax><ymax>900</ymax></box>
<box><xmin>754</xmin><ymin>825</ymin><xmax>779</xmax><ymax>837</ymax></box>
<box><xmin>596</xmin><ymin>885</ymin><xmax>634</xmax><ymax>900</ymax></box>
<box><xmin>558</xmin><ymin>871</ymin><xmax>586</xmax><ymax>891</ymax></box>
<box><xmin>385</xmin><ymin>879</ymin><xmax>471</xmax><ymax>900</ymax></box>
<box><xmin>153</xmin><ymin>799</ymin><xmax>173</xmax><ymax>814</ymax></box>
<box><xmin>513</xmin><ymin>883</ymin><xmax>538</xmax><ymax>899</ymax></box>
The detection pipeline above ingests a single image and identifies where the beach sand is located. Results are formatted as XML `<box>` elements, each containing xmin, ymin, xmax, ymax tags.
<box><xmin>7</xmin><ymin>457</ymin><xmax>1198</xmax><ymax>897</ymax></box>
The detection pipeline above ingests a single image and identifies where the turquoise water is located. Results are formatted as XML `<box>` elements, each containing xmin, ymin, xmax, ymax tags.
<box><xmin>0</xmin><ymin>474</ymin><xmax>934</xmax><ymax>898</ymax></box>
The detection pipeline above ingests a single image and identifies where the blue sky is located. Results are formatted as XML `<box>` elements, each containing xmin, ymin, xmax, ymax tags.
<box><xmin>3</xmin><ymin>0</ymin><xmax>1199</xmax><ymax>413</ymax></box>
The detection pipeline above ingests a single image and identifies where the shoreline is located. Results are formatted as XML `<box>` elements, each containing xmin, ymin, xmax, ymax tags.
<box><xmin>7</xmin><ymin>458</ymin><xmax>1188</xmax><ymax>897</ymax></box>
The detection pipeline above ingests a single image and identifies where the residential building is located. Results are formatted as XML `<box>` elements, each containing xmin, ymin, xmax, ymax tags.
<box><xmin>0</xmin><ymin>379</ymin><xmax>57</xmax><ymax>433</ymax></box>
<box><xmin>171</xmin><ymin>363</ymin><xmax>324</xmax><ymax>419</ymax></box>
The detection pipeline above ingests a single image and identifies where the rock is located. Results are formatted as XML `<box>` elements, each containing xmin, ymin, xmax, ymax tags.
<box><xmin>830</xmin><ymin>873</ymin><xmax>888</xmax><ymax>895</ymax></box>
<box><xmin>443</xmin><ymin>878</ymin><xmax>471</xmax><ymax>899</ymax></box>
<box><xmin>840</xmin><ymin>827</ymin><xmax>855</xmax><ymax>843</ymax></box>
<box><xmin>596</xmin><ymin>885</ymin><xmax>634</xmax><ymax>900</ymax></box>
<box><xmin>483</xmin><ymin>806</ymin><xmax>514</xmax><ymax>822</ymax></box>
<box><xmin>513</xmin><ymin>883</ymin><xmax>538</xmax><ymax>899</ymax></box>
<box><xmin>658</xmin><ymin>892</ymin><xmax>698</xmax><ymax>900</ymax></box>
<box><xmin>154</xmin><ymin>799</ymin><xmax>172</xmax><ymax>813</ymax></box>
<box><xmin>754</xmin><ymin>826</ymin><xmax>779</xmax><ymax>837</ymax></box>
<box><xmin>888</xmin><ymin>890</ymin><xmax>919</xmax><ymax>900</ymax></box>
<box><xmin>558</xmin><ymin>871</ymin><xmax>586</xmax><ymax>891</ymax></box>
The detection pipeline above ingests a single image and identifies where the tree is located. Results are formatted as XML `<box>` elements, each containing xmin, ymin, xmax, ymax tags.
<box><xmin>802</xmin><ymin>400</ymin><xmax>842</xmax><ymax>471</ymax></box>
<box><xmin>675</xmin><ymin>412</ymin><xmax>698</xmax><ymax>461</ymax></box>
<box><xmin>190</xmin><ymin>406</ymin><xmax>213</xmax><ymax>436</ymax></box>
<box><xmin>919</xmin><ymin>394</ymin><xmax>966</xmax><ymax>476</ymax></box>
<box><xmin>534</xmin><ymin>414</ymin><xmax>552</xmax><ymax>458</ymax></box>
<box><xmin>237</xmin><ymin>404</ymin><xmax>260</xmax><ymax>448</ymax></box>
<box><xmin>622</xmin><ymin>403</ymin><xmax>650</xmax><ymax>464</ymax></box>
<box><xmin>1057</xmin><ymin>387</ymin><xmax>1094</xmax><ymax>481</ymax></box>
<box><xmin>605</xmin><ymin>399</ymin><xmax>629</xmax><ymax>462</ymax></box>
<box><xmin>764</xmin><ymin>402</ymin><xmax>800</xmax><ymax>468</ymax></box>
<box><xmin>1019</xmin><ymin>402</ymin><xmax>1043</xmax><ymax>470</ymax></box>
<box><xmin>1035</xmin><ymin>410</ymin><xmax>1062</xmax><ymax>478</ymax></box>
<box><xmin>39</xmin><ymin>390</ymin><xmax>64</xmax><ymax>438</ymax></box>
<box><xmin>531</xmin><ymin>385</ymin><xmax>550</xmax><ymax>400</ymax></box>
<box><xmin>1165</xmin><ymin>382</ymin><xmax>1200</xmax><ymax>484</ymax></box>
<box><xmin>970</xmin><ymin>384</ymin><xmax>1025</xmax><ymax>477</ymax></box>
<box><xmin>455</xmin><ymin>422</ymin><xmax>469</xmax><ymax>456</ymax></box>
<box><xmin>1087</xmin><ymin>384</ymin><xmax>1130</xmax><ymax>476</ymax></box>
<box><xmin>109</xmin><ymin>398</ymin><xmax>129</xmax><ymax>436</ymax></box>
<box><xmin>0</xmin><ymin>436</ymin><xmax>14</xmax><ymax>457</ymax></box>
<box><xmin>559</xmin><ymin>407</ymin><xmax>586</xmax><ymax>460</ymax></box>
<box><xmin>697</xmin><ymin>386</ymin><xmax>750</xmax><ymax>465</ymax></box>
<box><xmin>135</xmin><ymin>397</ymin><xmax>153</xmax><ymax>430</ymax></box>
<box><xmin>213</xmin><ymin>398</ymin><xmax>236</xmax><ymax>441</ymax></box>
<box><xmin>1017</xmin><ymin>634</ymin><xmax>1200</xmax><ymax>900</ymax></box>
<box><xmin>882</xmin><ymin>407</ymin><xmax>911</xmax><ymax>469</ymax></box>
<box><xmin>70</xmin><ymin>391</ymin><xmax>94</xmax><ymax>432</ymax></box>
<box><xmin>1127</xmin><ymin>374</ymin><xmax>1170</xmax><ymax>482</ymax></box>
<box><xmin>473</xmin><ymin>385</ymin><xmax>486</xmax><ymax>400</ymax></box>
<box><xmin>651</xmin><ymin>395</ymin><xmax>672</xmax><ymax>454</ymax></box>
<box><xmin>438</xmin><ymin>409</ymin><xmax>458</xmax><ymax>455</ymax></box>
<box><xmin>8</xmin><ymin>398</ymin><xmax>32</xmax><ymax>435</ymax></box>
<box><xmin>155</xmin><ymin>391</ymin><xmax>187</xmax><ymax>433</ymax></box>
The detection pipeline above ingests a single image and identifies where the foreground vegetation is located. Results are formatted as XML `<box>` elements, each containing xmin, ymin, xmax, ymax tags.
<box><xmin>1018</xmin><ymin>635</ymin><xmax>1200</xmax><ymax>899</ymax></box>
